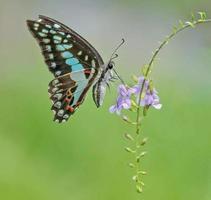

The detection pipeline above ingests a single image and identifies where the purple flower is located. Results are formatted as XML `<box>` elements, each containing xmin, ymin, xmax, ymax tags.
<box><xmin>132</xmin><ymin>76</ymin><xmax>162</xmax><ymax>109</ymax></box>
<box><xmin>109</xmin><ymin>84</ymin><xmax>132</xmax><ymax>115</ymax></box>
<box><xmin>109</xmin><ymin>76</ymin><xmax>162</xmax><ymax>115</ymax></box>
<box><xmin>131</xmin><ymin>76</ymin><xmax>149</xmax><ymax>95</ymax></box>
<box><xmin>140</xmin><ymin>88</ymin><xmax>162</xmax><ymax>109</ymax></box>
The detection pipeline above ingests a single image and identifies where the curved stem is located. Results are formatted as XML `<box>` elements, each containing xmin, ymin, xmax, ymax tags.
<box><xmin>136</xmin><ymin>18</ymin><xmax>211</xmax><ymax>134</ymax></box>
<box><xmin>133</xmin><ymin>18</ymin><xmax>211</xmax><ymax>192</ymax></box>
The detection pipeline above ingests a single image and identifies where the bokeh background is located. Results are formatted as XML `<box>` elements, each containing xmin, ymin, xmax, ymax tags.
<box><xmin>0</xmin><ymin>0</ymin><xmax>211</xmax><ymax>199</ymax></box>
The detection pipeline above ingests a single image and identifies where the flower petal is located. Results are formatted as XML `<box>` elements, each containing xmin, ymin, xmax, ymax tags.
<box><xmin>109</xmin><ymin>105</ymin><xmax>117</xmax><ymax>113</ymax></box>
<box><xmin>118</xmin><ymin>84</ymin><xmax>128</xmax><ymax>96</ymax></box>
<box><xmin>153</xmin><ymin>103</ymin><xmax>162</xmax><ymax>109</ymax></box>
<box><xmin>122</xmin><ymin>100</ymin><xmax>131</xmax><ymax>109</ymax></box>
<box><xmin>130</xmin><ymin>85</ymin><xmax>140</xmax><ymax>95</ymax></box>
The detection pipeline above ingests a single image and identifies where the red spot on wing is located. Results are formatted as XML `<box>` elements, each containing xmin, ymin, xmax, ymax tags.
<box><xmin>65</xmin><ymin>98</ymin><xmax>71</xmax><ymax>103</ymax></box>
<box><xmin>84</xmin><ymin>69</ymin><xmax>92</xmax><ymax>74</ymax></box>
<box><xmin>65</xmin><ymin>105</ymin><xmax>74</xmax><ymax>113</ymax></box>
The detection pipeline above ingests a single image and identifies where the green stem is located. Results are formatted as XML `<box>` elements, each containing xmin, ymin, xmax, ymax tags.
<box><xmin>133</xmin><ymin>18</ymin><xmax>211</xmax><ymax>192</ymax></box>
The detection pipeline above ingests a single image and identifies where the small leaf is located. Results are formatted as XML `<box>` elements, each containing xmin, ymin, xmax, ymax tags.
<box><xmin>136</xmin><ymin>151</ymin><xmax>147</xmax><ymax>162</ymax></box>
<box><xmin>191</xmin><ymin>12</ymin><xmax>195</xmax><ymax>22</ymax></box>
<box><xmin>131</xmin><ymin>75</ymin><xmax>138</xmax><ymax>83</ymax></box>
<box><xmin>139</xmin><ymin>151</ymin><xmax>147</xmax><ymax>157</ymax></box>
<box><xmin>149</xmin><ymin>80</ymin><xmax>154</xmax><ymax>91</ymax></box>
<box><xmin>185</xmin><ymin>21</ymin><xmax>195</xmax><ymax>28</ymax></box>
<box><xmin>143</xmin><ymin>106</ymin><xmax>149</xmax><ymax>116</ymax></box>
<box><xmin>141</xmin><ymin>64</ymin><xmax>149</xmax><ymax>77</ymax></box>
<box><xmin>131</xmin><ymin>99</ymin><xmax>138</xmax><ymax>108</ymax></box>
<box><xmin>140</xmin><ymin>137</ymin><xmax>148</xmax><ymax>146</ymax></box>
<box><xmin>132</xmin><ymin>175</ymin><xmax>138</xmax><ymax>182</ymax></box>
<box><xmin>125</xmin><ymin>147</ymin><xmax>135</xmax><ymax>153</ymax></box>
<box><xmin>179</xmin><ymin>20</ymin><xmax>184</xmax><ymax>28</ymax></box>
<box><xmin>198</xmin><ymin>11</ymin><xmax>207</xmax><ymax>20</ymax></box>
<box><xmin>140</xmin><ymin>181</ymin><xmax>145</xmax><ymax>186</ymax></box>
<box><xmin>173</xmin><ymin>26</ymin><xmax>178</xmax><ymax>33</ymax></box>
<box><xmin>138</xmin><ymin>171</ymin><xmax>147</xmax><ymax>175</ymax></box>
<box><xmin>128</xmin><ymin>163</ymin><xmax>135</xmax><ymax>168</ymax></box>
<box><xmin>129</xmin><ymin>107</ymin><xmax>136</xmax><ymax>113</ymax></box>
<box><xmin>131</xmin><ymin>122</ymin><xmax>138</xmax><ymax>125</ymax></box>
<box><xmin>122</xmin><ymin>115</ymin><xmax>131</xmax><ymax>123</ymax></box>
<box><xmin>136</xmin><ymin>185</ymin><xmax>143</xmax><ymax>193</ymax></box>
<box><xmin>122</xmin><ymin>116</ymin><xmax>137</xmax><ymax>125</ymax></box>
<box><xmin>129</xmin><ymin>100</ymin><xmax>138</xmax><ymax>112</ymax></box>
<box><xmin>124</xmin><ymin>133</ymin><xmax>134</xmax><ymax>141</ymax></box>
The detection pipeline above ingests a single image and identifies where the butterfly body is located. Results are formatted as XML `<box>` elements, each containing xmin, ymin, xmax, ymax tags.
<box><xmin>92</xmin><ymin>62</ymin><xmax>115</xmax><ymax>107</ymax></box>
<box><xmin>27</xmin><ymin>15</ymin><xmax>115</xmax><ymax>123</ymax></box>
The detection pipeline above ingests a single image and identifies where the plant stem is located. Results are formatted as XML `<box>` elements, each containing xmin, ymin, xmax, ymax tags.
<box><xmin>133</xmin><ymin>18</ymin><xmax>211</xmax><ymax>192</ymax></box>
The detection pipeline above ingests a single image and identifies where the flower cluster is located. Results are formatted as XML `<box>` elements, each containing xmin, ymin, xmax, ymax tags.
<box><xmin>109</xmin><ymin>76</ymin><xmax>162</xmax><ymax>115</ymax></box>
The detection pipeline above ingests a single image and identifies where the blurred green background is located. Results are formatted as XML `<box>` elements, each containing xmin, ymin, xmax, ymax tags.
<box><xmin>0</xmin><ymin>0</ymin><xmax>211</xmax><ymax>199</ymax></box>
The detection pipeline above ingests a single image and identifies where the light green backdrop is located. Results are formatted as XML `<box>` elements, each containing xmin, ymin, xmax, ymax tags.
<box><xmin>0</xmin><ymin>0</ymin><xmax>211</xmax><ymax>199</ymax></box>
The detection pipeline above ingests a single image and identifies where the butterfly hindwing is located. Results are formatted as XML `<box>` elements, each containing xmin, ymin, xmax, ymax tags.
<box><xmin>48</xmin><ymin>70</ymin><xmax>96</xmax><ymax>122</ymax></box>
<box><xmin>27</xmin><ymin>15</ymin><xmax>104</xmax><ymax>122</ymax></box>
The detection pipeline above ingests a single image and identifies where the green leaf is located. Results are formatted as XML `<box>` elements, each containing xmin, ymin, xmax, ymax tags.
<box><xmin>124</xmin><ymin>133</ymin><xmax>134</xmax><ymax>141</ymax></box>
<box><xmin>141</xmin><ymin>64</ymin><xmax>149</xmax><ymax>77</ymax></box>
<box><xmin>185</xmin><ymin>21</ymin><xmax>195</xmax><ymax>28</ymax></box>
<box><xmin>138</xmin><ymin>171</ymin><xmax>147</xmax><ymax>175</ymax></box>
<box><xmin>136</xmin><ymin>156</ymin><xmax>140</xmax><ymax>163</ymax></box>
<box><xmin>179</xmin><ymin>20</ymin><xmax>185</xmax><ymax>28</ymax></box>
<box><xmin>143</xmin><ymin>106</ymin><xmax>149</xmax><ymax>116</ymax></box>
<box><xmin>131</xmin><ymin>75</ymin><xmax>138</xmax><ymax>83</ymax></box>
<box><xmin>173</xmin><ymin>26</ymin><xmax>178</xmax><ymax>33</ymax></box>
<box><xmin>139</xmin><ymin>151</ymin><xmax>147</xmax><ymax>157</ymax></box>
<box><xmin>131</xmin><ymin>99</ymin><xmax>138</xmax><ymax>109</ymax></box>
<box><xmin>140</xmin><ymin>137</ymin><xmax>148</xmax><ymax>146</ymax></box>
<box><xmin>122</xmin><ymin>115</ymin><xmax>131</xmax><ymax>123</ymax></box>
<box><xmin>136</xmin><ymin>185</ymin><xmax>143</xmax><ymax>193</ymax></box>
<box><xmin>136</xmin><ymin>151</ymin><xmax>147</xmax><ymax>162</ymax></box>
<box><xmin>191</xmin><ymin>12</ymin><xmax>195</xmax><ymax>22</ymax></box>
<box><xmin>132</xmin><ymin>175</ymin><xmax>138</xmax><ymax>182</ymax></box>
<box><xmin>149</xmin><ymin>80</ymin><xmax>154</xmax><ymax>91</ymax></box>
<box><xmin>140</xmin><ymin>181</ymin><xmax>145</xmax><ymax>186</ymax></box>
<box><xmin>125</xmin><ymin>147</ymin><xmax>135</xmax><ymax>153</ymax></box>
<box><xmin>128</xmin><ymin>163</ymin><xmax>135</xmax><ymax>168</ymax></box>
<box><xmin>198</xmin><ymin>11</ymin><xmax>207</xmax><ymax>20</ymax></box>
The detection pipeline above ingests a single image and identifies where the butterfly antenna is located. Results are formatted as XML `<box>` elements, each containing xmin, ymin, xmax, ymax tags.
<box><xmin>111</xmin><ymin>53</ymin><xmax>118</xmax><ymax>60</ymax></box>
<box><xmin>109</xmin><ymin>38</ymin><xmax>125</xmax><ymax>62</ymax></box>
<box><xmin>109</xmin><ymin>39</ymin><xmax>126</xmax><ymax>85</ymax></box>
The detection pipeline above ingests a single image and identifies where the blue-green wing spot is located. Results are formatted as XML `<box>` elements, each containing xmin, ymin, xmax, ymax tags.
<box><xmin>65</xmin><ymin>58</ymin><xmax>79</xmax><ymax>65</ymax></box>
<box><xmin>61</xmin><ymin>51</ymin><xmax>73</xmax><ymax>58</ymax></box>
<box><xmin>56</xmin><ymin>44</ymin><xmax>72</xmax><ymax>51</ymax></box>
<box><xmin>72</xmin><ymin>64</ymin><xmax>84</xmax><ymax>72</ymax></box>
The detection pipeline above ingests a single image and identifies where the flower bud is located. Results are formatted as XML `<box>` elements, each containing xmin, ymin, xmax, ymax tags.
<box><xmin>140</xmin><ymin>137</ymin><xmax>148</xmax><ymax>146</ymax></box>
<box><xmin>125</xmin><ymin>147</ymin><xmax>135</xmax><ymax>153</ymax></box>
<box><xmin>136</xmin><ymin>185</ymin><xmax>143</xmax><ymax>193</ymax></box>
<box><xmin>124</xmin><ymin>133</ymin><xmax>134</xmax><ymax>141</ymax></box>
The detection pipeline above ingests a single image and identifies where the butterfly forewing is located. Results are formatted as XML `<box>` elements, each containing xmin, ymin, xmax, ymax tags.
<box><xmin>27</xmin><ymin>15</ymin><xmax>104</xmax><ymax>122</ymax></box>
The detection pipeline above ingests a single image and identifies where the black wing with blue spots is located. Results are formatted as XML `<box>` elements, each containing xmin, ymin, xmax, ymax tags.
<box><xmin>26</xmin><ymin>15</ymin><xmax>104</xmax><ymax>123</ymax></box>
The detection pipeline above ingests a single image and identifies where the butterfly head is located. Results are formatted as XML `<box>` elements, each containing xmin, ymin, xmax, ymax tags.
<box><xmin>108</xmin><ymin>61</ymin><xmax>114</xmax><ymax>70</ymax></box>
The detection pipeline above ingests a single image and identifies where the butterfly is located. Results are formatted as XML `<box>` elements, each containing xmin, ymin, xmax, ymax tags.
<box><xmin>26</xmin><ymin>15</ymin><xmax>124</xmax><ymax>123</ymax></box>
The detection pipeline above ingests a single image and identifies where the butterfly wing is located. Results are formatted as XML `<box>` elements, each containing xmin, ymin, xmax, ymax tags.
<box><xmin>26</xmin><ymin>15</ymin><xmax>104</xmax><ymax>122</ymax></box>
